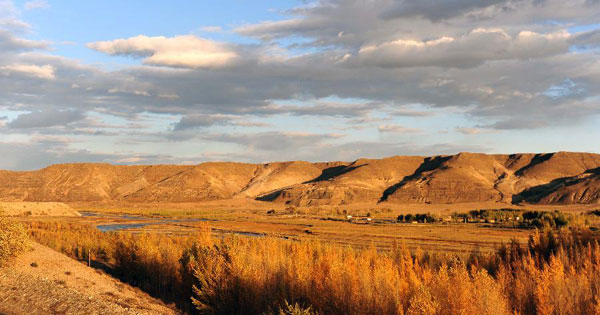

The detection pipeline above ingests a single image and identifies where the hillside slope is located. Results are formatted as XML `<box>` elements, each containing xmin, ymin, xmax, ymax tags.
<box><xmin>0</xmin><ymin>242</ymin><xmax>177</xmax><ymax>315</ymax></box>
<box><xmin>1</xmin><ymin>152</ymin><xmax>599</xmax><ymax>206</ymax></box>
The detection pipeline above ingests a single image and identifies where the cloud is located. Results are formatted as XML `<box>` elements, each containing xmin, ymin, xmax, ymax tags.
<box><xmin>172</xmin><ymin>113</ymin><xmax>270</xmax><ymax>131</ymax></box>
<box><xmin>235</xmin><ymin>18</ymin><xmax>315</xmax><ymax>41</ymax></box>
<box><xmin>87</xmin><ymin>35</ymin><xmax>239</xmax><ymax>69</ymax></box>
<box><xmin>0</xmin><ymin>63</ymin><xmax>55</xmax><ymax>79</ymax></box>
<box><xmin>24</xmin><ymin>0</ymin><xmax>48</xmax><ymax>10</ymax></box>
<box><xmin>199</xmin><ymin>26</ymin><xmax>223</xmax><ymax>33</ymax></box>
<box><xmin>381</xmin><ymin>0</ymin><xmax>509</xmax><ymax>21</ymax></box>
<box><xmin>377</xmin><ymin>125</ymin><xmax>422</xmax><ymax>133</ymax></box>
<box><xmin>7</xmin><ymin>109</ymin><xmax>85</xmax><ymax>128</ymax></box>
<box><xmin>173</xmin><ymin>114</ymin><xmax>237</xmax><ymax>130</ymax></box>
<box><xmin>0</xmin><ymin>30</ymin><xmax>48</xmax><ymax>52</ymax></box>
<box><xmin>389</xmin><ymin>108</ymin><xmax>434</xmax><ymax>117</ymax></box>
<box><xmin>0</xmin><ymin>0</ymin><xmax>30</xmax><ymax>30</ymax></box>
<box><xmin>0</xmin><ymin>138</ymin><xmax>200</xmax><ymax>170</ymax></box>
<box><xmin>571</xmin><ymin>29</ymin><xmax>600</xmax><ymax>48</ymax></box>
<box><xmin>202</xmin><ymin>131</ymin><xmax>343</xmax><ymax>151</ymax></box>
<box><xmin>253</xmin><ymin>101</ymin><xmax>380</xmax><ymax>118</ymax></box>
<box><xmin>354</xmin><ymin>29</ymin><xmax>571</xmax><ymax>68</ymax></box>
<box><xmin>0</xmin><ymin>0</ymin><xmax>599</xmax><ymax>169</ymax></box>
<box><xmin>455</xmin><ymin>127</ymin><xmax>501</xmax><ymax>135</ymax></box>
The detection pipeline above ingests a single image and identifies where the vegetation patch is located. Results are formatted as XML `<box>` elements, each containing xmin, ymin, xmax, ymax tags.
<box><xmin>0</xmin><ymin>216</ymin><xmax>28</xmax><ymax>266</ymax></box>
<box><xmin>23</xmin><ymin>219</ymin><xmax>600</xmax><ymax>315</ymax></box>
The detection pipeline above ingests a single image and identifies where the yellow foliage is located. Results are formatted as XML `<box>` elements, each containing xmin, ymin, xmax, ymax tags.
<box><xmin>0</xmin><ymin>217</ymin><xmax>28</xmax><ymax>266</ymax></box>
<box><xmin>24</xmin><ymin>222</ymin><xmax>600</xmax><ymax>315</ymax></box>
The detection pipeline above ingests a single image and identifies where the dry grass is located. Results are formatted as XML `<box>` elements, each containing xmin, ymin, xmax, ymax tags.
<box><xmin>0</xmin><ymin>242</ymin><xmax>177</xmax><ymax>314</ymax></box>
<box><xmin>24</xmin><ymin>219</ymin><xmax>600</xmax><ymax>315</ymax></box>
<box><xmin>0</xmin><ymin>216</ymin><xmax>28</xmax><ymax>266</ymax></box>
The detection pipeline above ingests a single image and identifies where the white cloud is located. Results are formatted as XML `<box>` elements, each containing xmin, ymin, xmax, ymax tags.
<box><xmin>355</xmin><ymin>29</ymin><xmax>571</xmax><ymax>68</ymax></box>
<box><xmin>24</xmin><ymin>0</ymin><xmax>48</xmax><ymax>10</ymax></box>
<box><xmin>456</xmin><ymin>127</ymin><xmax>501</xmax><ymax>135</ymax></box>
<box><xmin>87</xmin><ymin>35</ymin><xmax>238</xmax><ymax>69</ymax></box>
<box><xmin>199</xmin><ymin>26</ymin><xmax>223</xmax><ymax>33</ymax></box>
<box><xmin>235</xmin><ymin>18</ymin><xmax>310</xmax><ymax>40</ymax></box>
<box><xmin>0</xmin><ymin>63</ymin><xmax>55</xmax><ymax>79</ymax></box>
<box><xmin>0</xmin><ymin>30</ymin><xmax>49</xmax><ymax>51</ymax></box>
<box><xmin>116</xmin><ymin>157</ymin><xmax>144</xmax><ymax>163</ymax></box>
<box><xmin>0</xmin><ymin>0</ymin><xmax>30</xmax><ymax>30</ymax></box>
<box><xmin>377</xmin><ymin>125</ymin><xmax>422</xmax><ymax>133</ymax></box>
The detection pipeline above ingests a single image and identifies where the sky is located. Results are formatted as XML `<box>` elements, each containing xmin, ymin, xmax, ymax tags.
<box><xmin>1</xmin><ymin>0</ymin><xmax>599</xmax><ymax>170</ymax></box>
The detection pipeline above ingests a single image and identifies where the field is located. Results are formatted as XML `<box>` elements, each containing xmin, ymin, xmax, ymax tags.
<box><xmin>60</xmin><ymin>200</ymin><xmax>600</xmax><ymax>252</ymax></box>
<box><xmin>12</xmin><ymin>201</ymin><xmax>558</xmax><ymax>253</ymax></box>
<box><xmin>4</xmin><ymin>200</ymin><xmax>600</xmax><ymax>314</ymax></box>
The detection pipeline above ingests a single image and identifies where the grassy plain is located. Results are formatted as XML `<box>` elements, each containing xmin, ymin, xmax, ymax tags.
<box><xmin>19</xmin><ymin>200</ymin><xmax>597</xmax><ymax>254</ymax></box>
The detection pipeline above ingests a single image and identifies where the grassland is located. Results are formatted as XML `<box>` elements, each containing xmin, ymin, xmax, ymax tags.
<box><xmin>22</xmin><ymin>218</ymin><xmax>600</xmax><ymax>315</ymax></box>
<box><xmin>6</xmin><ymin>200</ymin><xmax>600</xmax><ymax>314</ymax></box>
<box><xmin>13</xmin><ymin>201</ymin><xmax>551</xmax><ymax>254</ymax></box>
<box><xmin>52</xmin><ymin>200</ymin><xmax>598</xmax><ymax>253</ymax></box>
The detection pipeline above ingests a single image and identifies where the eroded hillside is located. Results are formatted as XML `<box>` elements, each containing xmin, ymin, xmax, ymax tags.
<box><xmin>1</xmin><ymin>152</ymin><xmax>599</xmax><ymax>206</ymax></box>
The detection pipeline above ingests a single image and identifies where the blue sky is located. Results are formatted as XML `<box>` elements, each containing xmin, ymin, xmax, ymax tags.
<box><xmin>0</xmin><ymin>0</ymin><xmax>599</xmax><ymax>170</ymax></box>
<box><xmin>16</xmin><ymin>1</ymin><xmax>296</xmax><ymax>64</ymax></box>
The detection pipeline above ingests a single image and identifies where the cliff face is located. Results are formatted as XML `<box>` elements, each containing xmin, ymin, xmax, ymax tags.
<box><xmin>1</xmin><ymin>152</ymin><xmax>600</xmax><ymax>205</ymax></box>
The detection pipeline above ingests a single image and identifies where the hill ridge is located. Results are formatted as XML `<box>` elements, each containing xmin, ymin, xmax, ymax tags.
<box><xmin>1</xmin><ymin>152</ymin><xmax>600</xmax><ymax>206</ymax></box>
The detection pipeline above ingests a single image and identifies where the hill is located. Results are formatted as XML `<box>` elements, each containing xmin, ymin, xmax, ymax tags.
<box><xmin>1</xmin><ymin>152</ymin><xmax>600</xmax><ymax>206</ymax></box>
<box><xmin>0</xmin><ymin>202</ymin><xmax>80</xmax><ymax>216</ymax></box>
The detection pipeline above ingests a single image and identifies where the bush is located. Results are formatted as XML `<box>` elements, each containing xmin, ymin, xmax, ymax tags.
<box><xmin>273</xmin><ymin>301</ymin><xmax>319</xmax><ymax>315</ymax></box>
<box><xmin>25</xmin><ymin>220</ymin><xmax>600</xmax><ymax>315</ymax></box>
<box><xmin>0</xmin><ymin>217</ymin><xmax>28</xmax><ymax>266</ymax></box>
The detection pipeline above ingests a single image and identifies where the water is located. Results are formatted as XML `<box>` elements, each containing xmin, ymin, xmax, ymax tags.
<box><xmin>82</xmin><ymin>211</ymin><xmax>264</xmax><ymax>237</ymax></box>
<box><xmin>81</xmin><ymin>211</ymin><xmax>209</xmax><ymax>232</ymax></box>
<box><xmin>97</xmin><ymin>223</ymin><xmax>155</xmax><ymax>232</ymax></box>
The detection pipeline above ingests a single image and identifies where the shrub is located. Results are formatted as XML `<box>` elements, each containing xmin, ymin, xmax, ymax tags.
<box><xmin>274</xmin><ymin>301</ymin><xmax>320</xmax><ymax>315</ymax></box>
<box><xmin>25</xmin><ymin>220</ymin><xmax>600</xmax><ymax>315</ymax></box>
<box><xmin>0</xmin><ymin>217</ymin><xmax>28</xmax><ymax>266</ymax></box>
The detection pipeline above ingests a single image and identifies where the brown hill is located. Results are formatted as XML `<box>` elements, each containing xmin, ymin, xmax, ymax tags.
<box><xmin>0</xmin><ymin>202</ymin><xmax>80</xmax><ymax>216</ymax></box>
<box><xmin>515</xmin><ymin>167</ymin><xmax>600</xmax><ymax>204</ymax></box>
<box><xmin>0</xmin><ymin>164</ymin><xmax>190</xmax><ymax>202</ymax></box>
<box><xmin>258</xmin><ymin>156</ymin><xmax>425</xmax><ymax>206</ymax></box>
<box><xmin>1</xmin><ymin>152</ymin><xmax>599</xmax><ymax>206</ymax></box>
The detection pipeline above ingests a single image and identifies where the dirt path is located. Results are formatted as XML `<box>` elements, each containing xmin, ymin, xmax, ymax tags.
<box><xmin>0</xmin><ymin>242</ymin><xmax>179</xmax><ymax>314</ymax></box>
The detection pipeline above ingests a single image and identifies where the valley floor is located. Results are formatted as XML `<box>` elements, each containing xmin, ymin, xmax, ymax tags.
<box><xmin>0</xmin><ymin>242</ymin><xmax>178</xmax><ymax>315</ymax></box>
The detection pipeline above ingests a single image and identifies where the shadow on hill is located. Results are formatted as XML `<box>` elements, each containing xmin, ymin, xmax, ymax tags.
<box><xmin>256</xmin><ymin>164</ymin><xmax>367</xmax><ymax>202</ymax></box>
<box><xmin>256</xmin><ymin>190</ymin><xmax>283</xmax><ymax>202</ymax></box>
<box><xmin>514</xmin><ymin>153</ymin><xmax>555</xmax><ymax>176</ymax></box>
<box><xmin>379</xmin><ymin>155</ymin><xmax>452</xmax><ymax>203</ymax></box>
<box><xmin>512</xmin><ymin>177</ymin><xmax>569</xmax><ymax>204</ymax></box>
<box><xmin>304</xmin><ymin>164</ymin><xmax>366</xmax><ymax>184</ymax></box>
<box><xmin>512</xmin><ymin>168</ymin><xmax>600</xmax><ymax>204</ymax></box>
<box><xmin>88</xmin><ymin>258</ymin><xmax>193</xmax><ymax>313</ymax></box>
<box><xmin>587</xmin><ymin>167</ymin><xmax>600</xmax><ymax>175</ymax></box>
